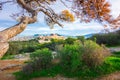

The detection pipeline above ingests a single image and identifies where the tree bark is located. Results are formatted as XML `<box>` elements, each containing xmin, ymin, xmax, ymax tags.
<box><xmin>0</xmin><ymin>0</ymin><xmax>38</xmax><ymax>58</ymax></box>
<box><xmin>0</xmin><ymin>42</ymin><xmax>9</xmax><ymax>58</ymax></box>
<box><xmin>0</xmin><ymin>16</ymin><xmax>37</xmax><ymax>58</ymax></box>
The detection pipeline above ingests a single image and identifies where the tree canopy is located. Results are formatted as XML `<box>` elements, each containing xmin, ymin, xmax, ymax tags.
<box><xmin>0</xmin><ymin>0</ymin><xmax>120</xmax><ymax>30</ymax></box>
<box><xmin>0</xmin><ymin>0</ymin><xmax>120</xmax><ymax>58</ymax></box>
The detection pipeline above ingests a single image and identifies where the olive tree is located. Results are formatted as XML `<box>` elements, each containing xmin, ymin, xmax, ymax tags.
<box><xmin>0</xmin><ymin>0</ymin><xmax>119</xmax><ymax>58</ymax></box>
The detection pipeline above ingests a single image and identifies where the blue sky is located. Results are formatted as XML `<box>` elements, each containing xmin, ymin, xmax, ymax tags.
<box><xmin>0</xmin><ymin>0</ymin><xmax>120</xmax><ymax>36</ymax></box>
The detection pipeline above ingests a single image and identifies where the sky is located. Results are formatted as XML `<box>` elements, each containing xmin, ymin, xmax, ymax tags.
<box><xmin>0</xmin><ymin>0</ymin><xmax>120</xmax><ymax>36</ymax></box>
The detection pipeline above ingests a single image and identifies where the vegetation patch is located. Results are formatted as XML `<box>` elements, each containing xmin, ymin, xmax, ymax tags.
<box><xmin>1</xmin><ymin>54</ymin><xmax>14</xmax><ymax>60</ymax></box>
<box><xmin>14</xmin><ymin>39</ymin><xmax>120</xmax><ymax>80</ymax></box>
<box><xmin>113</xmin><ymin>52</ymin><xmax>120</xmax><ymax>55</ymax></box>
<box><xmin>89</xmin><ymin>30</ymin><xmax>120</xmax><ymax>47</ymax></box>
<box><xmin>15</xmin><ymin>56</ymin><xmax>120</xmax><ymax>80</ymax></box>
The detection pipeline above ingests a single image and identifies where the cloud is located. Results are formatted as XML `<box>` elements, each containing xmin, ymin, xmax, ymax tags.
<box><xmin>109</xmin><ymin>0</ymin><xmax>120</xmax><ymax>18</ymax></box>
<box><xmin>0</xmin><ymin>27</ymin><xmax>6</xmax><ymax>31</ymax></box>
<box><xmin>0</xmin><ymin>0</ymin><xmax>120</xmax><ymax>36</ymax></box>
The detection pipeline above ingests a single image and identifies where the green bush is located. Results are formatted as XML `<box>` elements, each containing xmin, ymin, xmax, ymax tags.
<box><xmin>77</xmin><ymin>36</ymin><xmax>85</xmax><ymax>45</ymax></box>
<box><xmin>15</xmin><ymin>56</ymin><xmax>120</xmax><ymax>80</ymax></box>
<box><xmin>82</xmin><ymin>40</ymin><xmax>111</xmax><ymax>67</ymax></box>
<box><xmin>59</xmin><ymin>40</ymin><xmax>110</xmax><ymax>70</ymax></box>
<box><xmin>15</xmin><ymin>39</ymin><xmax>120</xmax><ymax>80</ymax></box>
<box><xmin>65</xmin><ymin>37</ymin><xmax>76</xmax><ymax>44</ymax></box>
<box><xmin>6</xmin><ymin>41</ymin><xmax>22</xmax><ymax>55</ymax></box>
<box><xmin>89</xmin><ymin>30</ymin><xmax>120</xmax><ymax>46</ymax></box>
<box><xmin>40</xmin><ymin>39</ymin><xmax>65</xmax><ymax>51</ymax></box>
<box><xmin>6</xmin><ymin>40</ymin><xmax>39</xmax><ymax>55</ymax></box>
<box><xmin>59</xmin><ymin>41</ymin><xmax>84</xmax><ymax>72</ymax></box>
<box><xmin>22</xmin><ymin>48</ymin><xmax>52</xmax><ymax>75</ymax></box>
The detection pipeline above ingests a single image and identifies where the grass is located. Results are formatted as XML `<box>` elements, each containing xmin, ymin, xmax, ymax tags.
<box><xmin>112</xmin><ymin>51</ymin><xmax>120</xmax><ymax>57</ymax></box>
<box><xmin>1</xmin><ymin>54</ymin><xmax>14</xmax><ymax>60</ymax></box>
<box><xmin>113</xmin><ymin>51</ymin><xmax>120</xmax><ymax>55</ymax></box>
<box><xmin>14</xmin><ymin>56</ymin><xmax>120</xmax><ymax>80</ymax></box>
<box><xmin>12</xmin><ymin>41</ymin><xmax>120</xmax><ymax>80</ymax></box>
<box><xmin>106</xmin><ymin>45</ymin><xmax>120</xmax><ymax>48</ymax></box>
<box><xmin>14</xmin><ymin>65</ymin><xmax>62</xmax><ymax>80</ymax></box>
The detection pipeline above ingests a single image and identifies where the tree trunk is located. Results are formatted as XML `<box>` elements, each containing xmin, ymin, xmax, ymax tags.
<box><xmin>0</xmin><ymin>17</ymin><xmax>29</xmax><ymax>58</ymax></box>
<box><xmin>0</xmin><ymin>42</ymin><xmax>9</xmax><ymax>58</ymax></box>
<box><xmin>0</xmin><ymin>0</ymin><xmax>38</xmax><ymax>58</ymax></box>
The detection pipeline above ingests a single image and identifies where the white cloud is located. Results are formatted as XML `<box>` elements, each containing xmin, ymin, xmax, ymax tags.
<box><xmin>108</xmin><ymin>0</ymin><xmax>120</xmax><ymax>18</ymax></box>
<box><xmin>0</xmin><ymin>27</ymin><xmax>6</xmax><ymax>31</ymax></box>
<box><xmin>0</xmin><ymin>0</ymin><xmax>120</xmax><ymax>36</ymax></box>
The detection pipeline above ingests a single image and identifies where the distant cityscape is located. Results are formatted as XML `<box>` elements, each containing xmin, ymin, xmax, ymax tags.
<box><xmin>9</xmin><ymin>33</ymin><xmax>93</xmax><ymax>41</ymax></box>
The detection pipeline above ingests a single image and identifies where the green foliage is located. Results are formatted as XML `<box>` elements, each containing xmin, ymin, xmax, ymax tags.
<box><xmin>30</xmin><ymin>48</ymin><xmax>52</xmax><ymax>61</ymax></box>
<box><xmin>6</xmin><ymin>38</ymin><xmax>76</xmax><ymax>56</ymax></box>
<box><xmin>1</xmin><ymin>55</ymin><xmax>14</xmax><ymax>60</ymax></box>
<box><xmin>15</xmin><ymin>65</ymin><xmax>62</xmax><ymax>80</ymax></box>
<box><xmin>22</xmin><ymin>48</ymin><xmax>52</xmax><ymax>75</ymax></box>
<box><xmin>11</xmin><ymin>37</ymin><xmax>120</xmax><ymax>80</ymax></box>
<box><xmin>59</xmin><ymin>42</ymin><xmax>83</xmax><ymax>72</ymax></box>
<box><xmin>77</xmin><ymin>36</ymin><xmax>85</xmax><ymax>45</ymax></box>
<box><xmin>82</xmin><ymin>40</ymin><xmax>111</xmax><ymax>67</ymax></box>
<box><xmin>112</xmin><ymin>52</ymin><xmax>120</xmax><ymax>58</ymax></box>
<box><xmin>15</xmin><ymin>56</ymin><xmax>120</xmax><ymax>80</ymax></box>
<box><xmin>6</xmin><ymin>39</ymin><xmax>39</xmax><ymax>55</ymax></box>
<box><xmin>15</xmin><ymin>39</ymin><xmax>120</xmax><ymax>80</ymax></box>
<box><xmin>65</xmin><ymin>37</ymin><xmax>76</xmax><ymax>44</ymax></box>
<box><xmin>90</xmin><ymin>30</ymin><xmax>120</xmax><ymax>46</ymax></box>
<box><xmin>7</xmin><ymin>41</ymin><xmax>22</xmax><ymax>55</ymax></box>
<box><xmin>99</xmin><ymin>56</ymin><xmax>120</xmax><ymax>73</ymax></box>
<box><xmin>40</xmin><ymin>39</ymin><xmax>65</xmax><ymax>51</ymax></box>
<box><xmin>59</xmin><ymin>40</ymin><xmax>110</xmax><ymax>69</ymax></box>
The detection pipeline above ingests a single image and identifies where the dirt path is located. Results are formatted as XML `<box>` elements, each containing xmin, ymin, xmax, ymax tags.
<box><xmin>0</xmin><ymin>72</ymin><xmax>15</xmax><ymax>80</ymax></box>
<box><xmin>95</xmin><ymin>72</ymin><xmax>120</xmax><ymax>80</ymax></box>
<box><xmin>0</xmin><ymin>59</ymin><xmax>120</xmax><ymax>80</ymax></box>
<box><xmin>0</xmin><ymin>59</ymin><xmax>25</xmax><ymax>80</ymax></box>
<box><xmin>32</xmin><ymin>75</ymin><xmax>75</xmax><ymax>80</ymax></box>
<box><xmin>109</xmin><ymin>47</ymin><xmax>120</xmax><ymax>52</ymax></box>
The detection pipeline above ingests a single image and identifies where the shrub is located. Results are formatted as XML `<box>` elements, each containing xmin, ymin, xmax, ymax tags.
<box><xmin>89</xmin><ymin>30</ymin><xmax>120</xmax><ymax>46</ymax></box>
<box><xmin>65</xmin><ymin>37</ymin><xmax>76</xmax><ymax>44</ymax></box>
<box><xmin>41</xmin><ymin>39</ymin><xmax>65</xmax><ymax>51</ymax></box>
<box><xmin>59</xmin><ymin>41</ymin><xmax>84</xmax><ymax>72</ymax></box>
<box><xmin>77</xmin><ymin>36</ymin><xmax>85</xmax><ymax>45</ymax></box>
<box><xmin>82</xmin><ymin>40</ymin><xmax>111</xmax><ymax>67</ymax></box>
<box><xmin>20</xmin><ymin>39</ymin><xmax>111</xmax><ymax>76</ymax></box>
<box><xmin>22</xmin><ymin>48</ymin><xmax>52</xmax><ymax>75</ymax></box>
<box><xmin>59</xmin><ymin>40</ymin><xmax>111</xmax><ymax>70</ymax></box>
<box><xmin>6</xmin><ymin>40</ymin><xmax>39</xmax><ymax>55</ymax></box>
<box><xmin>6</xmin><ymin>41</ymin><xmax>22</xmax><ymax>55</ymax></box>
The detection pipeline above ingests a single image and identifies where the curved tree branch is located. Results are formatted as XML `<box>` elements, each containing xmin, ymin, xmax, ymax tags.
<box><xmin>0</xmin><ymin>0</ymin><xmax>38</xmax><ymax>58</ymax></box>
<box><xmin>0</xmin><ymin>0</ymin><xmax>38</xmax><ymax>41</ymax></box>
